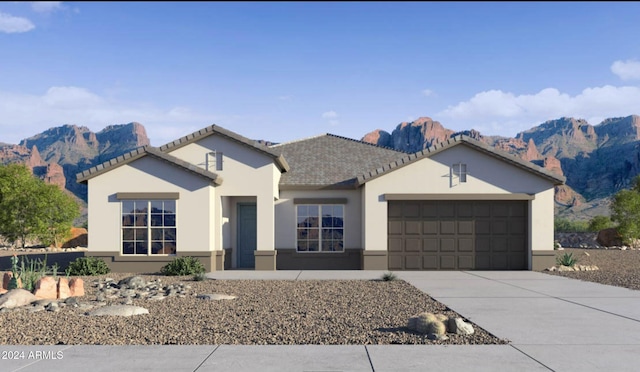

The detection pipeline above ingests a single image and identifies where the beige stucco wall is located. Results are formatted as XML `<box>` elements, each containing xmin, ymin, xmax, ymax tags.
<box><xmin>86</xmin><ymin>156</ymin><xmax>214</xmax><ymax>254</ymax></box>
<box><xmin>275</xmin><ymin>189</ymin><xmax>362</xmax><ymax>250</ymax></box>
<box><xmin>167</xmin><ymin>134</ymin><xmax>280</xmax><ymax>251</ymax></box>
<box><xmin>362</xmin><ymin>144</ymin><xmax>557</xmax><ymax>263</ymax></box>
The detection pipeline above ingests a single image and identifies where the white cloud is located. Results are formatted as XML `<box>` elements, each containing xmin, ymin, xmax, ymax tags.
<box><xmin>0</xmin><ymin>12</ymin><xmax>35</xmax><ymax>33</ymax></box>
<box><xmin>321</xmin><ymin>110</ymin><xmax>338</xmax><ymax>119</ymax></box>
<box><xmin>438</xmin><ymin>85</ymin><xmax>640</xmax><ymax>136</ymax></box>
<box><xmin>0</xmin><ymin>86</ymin><xmax>220</xmax><ymax>146</ymax></box>
<box><xmin>277</xmin><ymin>95</ymin><xmax>292</xmax><ymax>101</ymax></box>
<box><xmin>31</xmin><ymin>2</ymin><xmax>63</xmax><ymax>13</ymax></box>
<box><xmin>611</xmin><ymin>59</ymin><xmax>640</xmax><ymax>81</ymax></box>
<box><xmin>422</xmin><ymin>89</ymin><xmax>435</xmax><ymax>97</ymax></box>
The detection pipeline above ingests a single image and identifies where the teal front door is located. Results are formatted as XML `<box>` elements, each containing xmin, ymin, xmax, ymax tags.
<box><xmin>237</xmin><ymin>203</ymin><xmax>257</xmax><ymax>268</ymax></box>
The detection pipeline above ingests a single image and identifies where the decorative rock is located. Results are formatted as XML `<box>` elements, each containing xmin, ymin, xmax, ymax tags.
<box><xmin>69</xmin><ymin>278</ymin><xmax>85</xmax><ymax>297</ymax></box>
<box><xmin>46</xmin><ymin>302</ymin><xmax>60</xmax><ymax>312</ymax></box>
<box><xmin>86</xmin><ymin>305</ymin><xmax>149</xmax><ymax>317</ymax></box>
<box><xmin>448</xmin><ymin>317</ymin><xmax>475</xmax><ymax>335</ymax></box>
<box><xmin>118</xmin><ymin>276</ymin><xmax>146</xmax><ymax>289</ymax></box>
<box><xmin>197</xmin><ymin>293</ymin><xmax>237</xmax><ymax>301</ymax></box>
<box><xmin>34</xmin><ymin>277</ymin><xmax>58</xmax><ymax>300</ymax></box>
<box><xmin>0</xmin><ymin>289</ymin><xmax>37</xmax><ymax>309</ymax></box>
<box><xmin>57</xmin><ymin>278</ymin><xmax>71</xmax><ymax>299</ymax></box>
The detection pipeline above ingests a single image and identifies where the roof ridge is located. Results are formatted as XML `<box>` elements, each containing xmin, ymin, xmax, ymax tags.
<box><xmin>269</xmin><ymin>133</ymin><xmax>330</xmax><ymax>148</ymax></box>
<box><xmin>325</xmin><ymin>133</ymin><xmax>408</xmax><ymax>153</ymax></box>
<box><xmin>271</xmin><ymin>132</ymin><xmax>406</xmax><ymax>153</ymax></box>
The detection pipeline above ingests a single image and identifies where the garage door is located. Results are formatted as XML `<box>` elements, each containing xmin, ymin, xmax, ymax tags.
<box><xmin>388</xmin><ymin>200</ymin><xmax>527</xmax><ymax>270</ymax></box>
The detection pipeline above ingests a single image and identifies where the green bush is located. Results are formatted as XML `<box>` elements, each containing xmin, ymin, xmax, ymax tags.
<box><xmin>554</xmin><ymin>218</ymin><xmax>589</xmax><ymax>233</ymax></box>
<box><xmin>66</xmin><ymin>257</ymin><xmax>111</xmax><ymax>276</ymax></box>
<box><xmin>588</xmin><ymin>215</ymin><xmax>614</xmax><ymax>232</ymax></box>
<box><xmin>556</xmin><ymin>252</ymin><xmax>578</xmax><ymax>266</ymax></box>
<box><xmin>160</xmin><ymin>256</ymin><xmax>205</xmax><ymax>276</ymax></box>
<box><xmin>381</xmin><ymin>272</ymin><xmax>398</xmax><ymax>281</ymax></box>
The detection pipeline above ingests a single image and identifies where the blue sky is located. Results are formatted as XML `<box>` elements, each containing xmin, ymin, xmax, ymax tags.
<box><xmin>1</xmin><ymin>2</ymin><xmax>640</xmax><ymax>146</ymax></box>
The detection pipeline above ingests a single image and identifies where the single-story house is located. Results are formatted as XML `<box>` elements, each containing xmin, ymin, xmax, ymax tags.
<box><xmin>76</xmin><ymin>124</ymin><xmax>565</xmax><ymax>272</ymax></box>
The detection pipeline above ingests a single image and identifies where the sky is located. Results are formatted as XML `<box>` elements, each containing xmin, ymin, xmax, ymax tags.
<box><xmin>1</xmin><ymin>2</ymin><xmax>640</xmax><ymax>146</ymax></box>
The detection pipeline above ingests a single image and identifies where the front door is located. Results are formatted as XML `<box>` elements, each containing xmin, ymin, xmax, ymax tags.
<box><xmin>237</xmin><ymin>203</ymin><xmax>257</xmax><ymax>268</ymax></box>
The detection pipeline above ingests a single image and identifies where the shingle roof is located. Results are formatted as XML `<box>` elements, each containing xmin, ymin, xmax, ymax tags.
<box><xmin>272</xmin><ymin>134</ymin><xmax>406</xmax><ymax>189</ymax></box>
<box><xmin>158</xmin><ymin>124</ymin><xmax>290</xmax><ymax>172</ymax></box>
<box><xmin>356</xmin><ymin>135</ymin><xmax>566</xmax><ymax>186</ymax></box>
<box><xmin>76</xmin><ymin>146</ymin><xmax>222</xmax><ymax>185</ymax></box>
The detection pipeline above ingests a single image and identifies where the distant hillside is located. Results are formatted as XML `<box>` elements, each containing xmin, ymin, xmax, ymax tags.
<box><xmin>362</xmin><ymin>115</ymin><xmax>640</xmax><ymax>221</ymax></box>
<box><xmin>0</xmin><ymin>123</ymin><xmax>150</xmax><ymax>220</ymax></box>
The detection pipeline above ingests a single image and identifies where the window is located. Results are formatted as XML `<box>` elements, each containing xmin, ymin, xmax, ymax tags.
<box><xmin>451</xmin><ymin>162</ymin><xmax>467</xmax><ymax>184</ymax></box>
<box><xmin>122</xmin><ymin>200</ymin><xmax>176</xmax><ymax>255</ymax></box>
<box><xmin>206</xmin><ymin>151</ymin><xmax>223</xmax><ymax>171</ymax></box>
<box><xmin>296</xmin><ymin>205</ymin><xmax>344</xmax><ymax>252</ymax></box>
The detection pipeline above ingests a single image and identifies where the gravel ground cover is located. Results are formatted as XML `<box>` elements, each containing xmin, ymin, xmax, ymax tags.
<box><xmin>0</xmin><ymin>273</ymin><xmax>507</xmax><ymax>345</ymax></box>
<box><xmin>542</xmin><ymin>248</ymin><xmax>640</xmax><ymax>290</ymax></box>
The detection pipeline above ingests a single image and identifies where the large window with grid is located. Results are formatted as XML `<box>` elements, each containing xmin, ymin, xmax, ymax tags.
<box><xmin>296</xmin><ymin>204</ymin><xmax>344</xmax><ymax>252</ymax></box>
<box><xmin>122</xmin><ymin>200</ymin><xmax>176</xmax><ymax>255</ymax></box>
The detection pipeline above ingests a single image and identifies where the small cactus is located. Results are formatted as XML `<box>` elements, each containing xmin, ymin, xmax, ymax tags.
<box><xmin>7</xmin><ymin>276</ymin><xmax>20</xmax><ymax>290</ymax></box>
<box><xmin>435</xmin><ymin>313</ymin><xmax>449</xmax><ymax>323</ymax></box>
<box><xmin>407</xmin><ymin>316</ymin><xmax>418</xmax><ymax>331</ymax></box>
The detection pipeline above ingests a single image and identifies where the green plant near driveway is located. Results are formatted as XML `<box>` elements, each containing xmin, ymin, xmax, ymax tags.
<box><xmin>67</xmin><ymin>256</ymin><xmax>111</xmax><ymax>276</ymax></box>
<box><xmin>557</xmin><ymin>252</ymin><xmax>578</xmax><ymax>266</ymax></box>
<box><xmin>160</xmin><ymin>256</ymin><xmax>205</xmax><ymax>276</ymax></box>
<box><xmin>381</xmin><ymin>272</ymin><xmax>398</xmax><ymax>281</ymax></box>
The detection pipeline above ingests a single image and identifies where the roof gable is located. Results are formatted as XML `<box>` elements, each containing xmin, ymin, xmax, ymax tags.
<box><xmin>356</xmin><ymin>135</ymin><xmax>566</xmax><ymax>186</ymax></box>
<box><xmin>273</xmin><ymin>134</ymin><xmax>405</xmax><ymax>189</ymax></box>
<box><xmin>76</xmin><ymin>146</ymin><xmax>222</xmax><ymax>185</ymax></box>
<box><xmin>158</xmin><ymin>124</ymin><xmax>290</xmax><ymax>172</ymax></box>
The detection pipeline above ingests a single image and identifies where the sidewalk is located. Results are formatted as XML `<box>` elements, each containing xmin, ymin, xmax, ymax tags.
<box><xmin>2</xmin><ymin>271</ymin><xmax>640</xmax><ymax>371</ymax></box>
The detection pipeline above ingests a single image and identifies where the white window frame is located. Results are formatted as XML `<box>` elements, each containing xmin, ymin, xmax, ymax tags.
<box><xmin>121</xmin><ymin>199</ymin><xmax>177</xmax><ymax>256</ymax></box>
<box><xmin>206</xmin><ymin>151</ymin><xmax>223</xmax><ymax>171</ymax></box>
<box><xmin>451</xmin><ymin>162</ymin><xmax>468</xmax><ymax>186</ymax></box>
<box><xmin>295</xmin><ymin>204</ymin><xmax>345</xmax><ymax>253</ymax></box>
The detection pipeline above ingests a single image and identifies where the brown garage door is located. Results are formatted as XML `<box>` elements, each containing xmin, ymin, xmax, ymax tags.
<box><xmin>388</xmin><ymin>200</ymin><xmax>527</xmax><ymax>270</ymax></box>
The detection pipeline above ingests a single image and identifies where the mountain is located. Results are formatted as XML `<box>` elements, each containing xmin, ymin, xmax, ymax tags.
<box><xmin>362</xmin><ymin>115</ymin><xmax>640</xmax><ymax>220</ymax></box>
<box><xmin>0</xmin><ymin>123</ymin><xmax>150</xmax><ymax>209</ymax></box>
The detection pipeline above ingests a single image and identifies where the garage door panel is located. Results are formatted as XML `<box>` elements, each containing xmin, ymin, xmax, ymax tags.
<box><xmin>403</xmin><ymin>203</ymin><xmax>420</xmax><ymax>217</ymax></box>
<box><xmin>474</xmin><ymin>203</ymin><xmax>491</xmax><ymax>217</ymax></box>
<box><xmin>458</xmin><ymin>255</ymin><xmax>474</xmax><ymax>269</ymax></box>
<box><xmin>476</xmin><ymin>237</ymin><xmax>491</xmax><ymax>252</ymax></box>
<box><xmin>388</xmin><ymin>238</ymin><xmax>403</xmax><ymax>252</ymax></box>
<box><xmin>510</xmin><ymin>203</ymin><xmax>526</xmax><ymax>217</ymax></box>
<box><xmin>405</xmin><ymin>221</ymin><xmax>421</xmax><ymax>235</ymax></box>
<box><xmin>475</xmin><ymin>220</ymin><xmax>491</xmax><ymax>235</ymax></box>
<box><xmin>457</xmin><ymin>203</ymin><xmax>474</xmax><ymax>217</ymax></box>
<box><xmin>388</xmin><ymin>255</ymin><xmax>403</xmax><ymax>270</ymax></box>
<box><xmin>441</xmin><ymin>221</ymin><xmax>455</xmax><ymax>234</ymax></box>
<box><xmin>421</xmin><ymin>204</ymin><xmax>437</xmax><ymax>217</ymax></box>
<box><xmin>423</xmin><ymin>255</ymin><xmax>438</xmax><ymax>269</ymax></box>
<box><xmin>441</xmin><ymin>238</ymin><xmax>455</xmax><ymax>252</ymax></box>
<box><xmin>458</xmin><ymin>220</ymin><xmax>473</xmax><ymax>235</ymax></box>
<box><xmin>492</xmin><ymin>220</ymin><xmax>508</xmax><ymax>235</ymax></box>
<box><xmin>509</xmin><ymin>253</ymin><xmax>526</xmax><ymax>270</ymax></box>
<box><xmin>388</xmin><ymin>221</ymin><xmax>403</xmax><ymax>235</ymax></box>
<box><xmin>440</xmin><ymin>255</ymin><xmax>456</xmax><ymax>269</ymax></box>
<box><xmin>438</xmin><ymin>203</ymin><xmax>455</xmax><ymax>217</ymax></box>
<box><xmin>458</xmin><ymin>238</ymin><xmax>473</xmax><ymax>252</ymax></box>
<box><xmin>475</xmin><ymin>255</ymin><xmax>491</xmax><ymax>269</ymax></box>
<box><xmin>423</xmin><ymin>221</ymin><xmax>438</xmax><ymax>234</ymax></box>
<box><xmin>492</xmin><ymin>237</ymin><xmax>508</xmax><ymax>252</ymax></box>
<box><xmin>405</xmin><ymin>256</ymin><xmax>422</xmax><ymax>270</ymax></box>
<box><xmin>405</xmin><ymin>238</ymin><xmax>421</xmax><ymax>252</ymax></box>
<box><xmin>388</xmin><ymin>203</ymin><xmax>403</xmax><ymax>218</ymax></box>
<box><xmin>423</xmin><ymin>238</ymin><xmax>438</xmax><ymax>252</ymax></box>
<box><xmin>492</xmin><ymin>204</ymin><xmax>509</xmax><ymax>217</ymax></box>
<box><xmin>492</xmin><ymin>255</ymin><xmax>508</xmax><ymax>270</ymax></box>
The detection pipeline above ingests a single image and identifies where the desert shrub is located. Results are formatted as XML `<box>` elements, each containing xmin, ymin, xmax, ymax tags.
<box><xmin>611</xmin><ymin>176</ymin><xmax>640</xmax><ymax>244</ymax></box>
<box><xmin>588</xmin><ymin>215</ymin><xmax>614</xmax><ymax>232</ymax></box>
<box><xmin>381</xmin><ymin>272</ymin><xmax>398</xmax><ymax>281</ymax></box>
<box><xmin>192</xmin><ymin>272</ymin><xmax>207</xmax><ymax>281</ymax></box>
<box><xmin>67</xmin><ymin>256</ymin><xmax>111</xmax><ymax>276</ymax></box>
<box><xmin>554</xmin><ymin>218</ymin><xmax>589</xmax><ymax>233</ymax></box>
<box><xmin>556</xmin><ymin>252</ymin><xmax>578</xmax><ymax>267</ymax></box>
<box><xmin>160</xmin><ymin>256</ymin><xmax>205</xmax><ymax>276</ymax></box>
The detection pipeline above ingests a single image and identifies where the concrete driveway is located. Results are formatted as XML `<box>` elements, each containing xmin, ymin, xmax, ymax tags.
<box><xmin>2</xmin><ymin>271</ymin><xmax>639</xmax><ymax>371</ymax></box>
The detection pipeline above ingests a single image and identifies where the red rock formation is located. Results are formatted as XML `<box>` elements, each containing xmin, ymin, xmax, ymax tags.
<box><xmin>25</xmin><ymin>145</ymin><xmax>46</xmax><ymax>169</ymax></box>
<box><xmin>43</xmin><ymin>162</ymin><xmax>66</xmax><ymax>189</ymax></box>
<box><xmin>543</xmin><ymin>155</ymin><xmax>564</xmax><ymax>177</ymax></box>
<box><xmin>522</xmin><ymin>138</ymin><xmax>541</xmax><ymax>161</ymax></box>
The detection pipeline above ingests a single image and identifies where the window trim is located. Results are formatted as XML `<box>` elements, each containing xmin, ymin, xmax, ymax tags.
<box><xmin>451</xmin><ymin>162</ymin><xmax>468</xmax><ymax>185</ymax></box>
<box><xmin>295</xmin><ymin>204</ymin><xmax>345</xmax><ymax>253</ymax></box>
<box><xmin>206</xmin><ymin>151</ymin><xmax>223</xmax><ymax>171</ymax></box>
<box><xmin>121</xmin><ymin>199</ymin><xmax>177</xmax><ymax>256</ymax></box>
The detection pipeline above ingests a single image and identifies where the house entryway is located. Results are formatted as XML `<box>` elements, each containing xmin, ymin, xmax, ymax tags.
<box><xmin>237</xmin><ymin>203</ymin><xmax>257</xmax><ymax>268</ymax></box>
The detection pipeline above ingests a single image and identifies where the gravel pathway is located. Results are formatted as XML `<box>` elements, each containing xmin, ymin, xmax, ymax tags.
<box><xmin>542</xmin><ymin>248</ymin><xmax>640</xmax><ymax>290</ymax></box>
<box><xmin>0</xmin><ymin>274</ymin><xmax>506</xmax><ymax>345</ymax></box>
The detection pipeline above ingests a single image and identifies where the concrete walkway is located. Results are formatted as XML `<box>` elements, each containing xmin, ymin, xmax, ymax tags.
<box><xmin>2</xmin><ymin>271</ymin><xmax>640</xmax><ymax>371</ymax></box>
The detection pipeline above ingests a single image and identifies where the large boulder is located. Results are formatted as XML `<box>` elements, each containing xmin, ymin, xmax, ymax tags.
<box><xmin>33</xmin><ymin>276</ymin><xmax>58</xmax><ymax>299</ymax></box>
<box><xmin>597</xmin><ymin>228</ymin><xmax>623</xmax><ymax>247</ymax></box>
<box><xmin>0</xmin><ymin>289</ymin><xmax>37</xmax><ymax>309</ymax></box>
